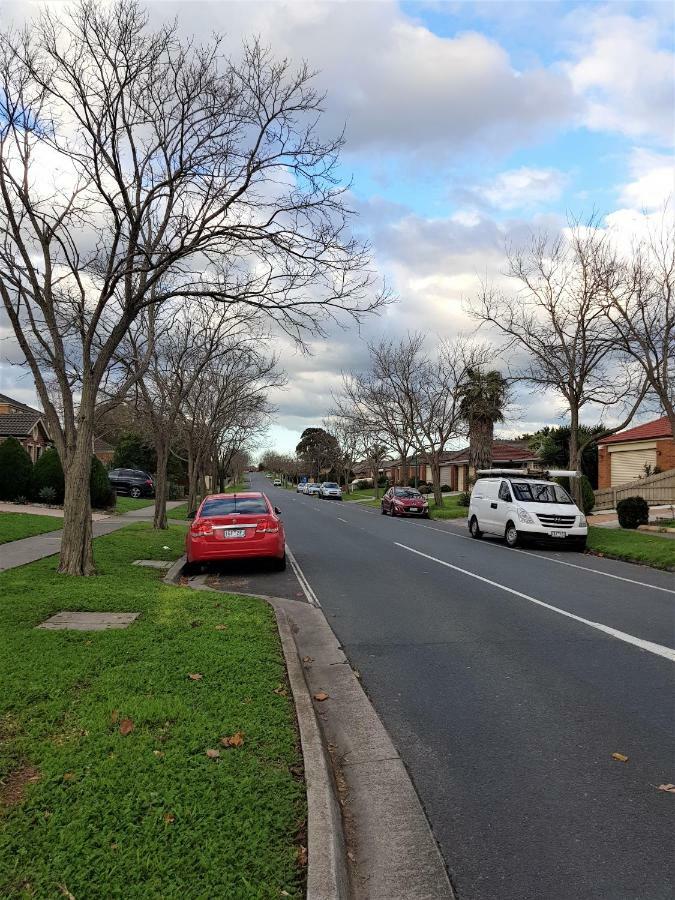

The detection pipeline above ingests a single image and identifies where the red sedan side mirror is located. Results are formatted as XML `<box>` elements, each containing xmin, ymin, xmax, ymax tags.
<box><xmin>274</xmin><ymin>506</ymin><xmax>281</xmax><ymax>515</ymax></box>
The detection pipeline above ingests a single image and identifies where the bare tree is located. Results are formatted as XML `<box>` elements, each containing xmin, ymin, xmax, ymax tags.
<box><xmin>0</xmin><ymin>0</ymin><xmax>385</xmax><ymax>574</ymax></box>
<box><xmin>601</xmin><ymin>213</ymin><xmax>675</xmax><ymax>432</ymax></box>
<box><xmin>323</xmin><ymin>415</ymin><xmax>361</xmax><ymax>486</ymax></box>
<box><xmin>472</xmin><ymin>224</ymin><xmax>648</xmax><ymax>503</ymax></box>
<box><xmin>121</xmin><ymin>301</ymin><xmax>258</xmax><ymax>529</ymax></box>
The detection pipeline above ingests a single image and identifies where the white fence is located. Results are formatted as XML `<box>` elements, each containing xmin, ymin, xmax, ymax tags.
<box><xmin>594</xmin><ymin>468</ymin><xmax>675</xmax><ymax>511</ymax></box>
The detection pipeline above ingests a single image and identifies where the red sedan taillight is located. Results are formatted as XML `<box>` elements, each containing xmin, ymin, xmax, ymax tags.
<box><xmin>256</xmin><ymin>517</ymin><xmax>279</xmax><ymax>534</ymax></box>
<box><xmin>190</xmin><ymin>519</ymin><xmax>213</xmax><ymax>537</ymax></box>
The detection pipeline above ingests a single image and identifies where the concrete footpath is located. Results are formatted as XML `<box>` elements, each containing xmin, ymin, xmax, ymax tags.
<box><xmin>0</xmin><ymin>501</ymin><xmax>185</xmax><ymax>572</ymax></box>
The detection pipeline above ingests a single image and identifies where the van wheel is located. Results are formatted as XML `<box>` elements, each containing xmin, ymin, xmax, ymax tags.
<box><xmin>130</xmin><ymin>487</ymin><xmax>142</xmax><ymax>498</ymax></box>
<box><xmin>469</xmin><ymin>516</ymin><xmax>482</xmax><ymax>539</ymax></box>
<box><xmin>505</xmin><ymin>521</ymin><xmax>519</xmax><ymax>548</ymax></box>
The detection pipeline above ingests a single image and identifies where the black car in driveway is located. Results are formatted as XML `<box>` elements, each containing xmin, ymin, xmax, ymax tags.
<box><xmin>108</xmin><ymin>468</ymin><xmax>154</xmax><ymax>498</ymax></box>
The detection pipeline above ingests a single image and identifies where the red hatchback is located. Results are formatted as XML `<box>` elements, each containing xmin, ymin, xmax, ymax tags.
<box><xmin>185</xmin><ymin>492</ymin><xmax>286</xmax><ymax>570</ymax></box>
<box><xmin>381</xmin><ymin>486</ymin><xmax>430</xmax><ymax>518</ymax></box>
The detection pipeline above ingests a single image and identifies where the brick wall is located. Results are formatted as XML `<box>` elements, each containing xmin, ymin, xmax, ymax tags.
<box><xmin>598</xmin><ymin>446</ymin><xmax>611</xmax><ymax>489</ymax></box>
<box><xmin>656</xmin><ymin>437</ymin><xmax>675</xmax><ymax>473</ymax></box>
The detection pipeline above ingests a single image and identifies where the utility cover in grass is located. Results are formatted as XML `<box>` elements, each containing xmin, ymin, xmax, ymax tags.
<box><xmin>37</xmin><ymin>612</ymin><xmax>140</xmax><ymax>630</ymax></box>
<box><xmin>132</xmin><ymin>559</ymin><xmax>173</xmax><ymax>569</ymax></box>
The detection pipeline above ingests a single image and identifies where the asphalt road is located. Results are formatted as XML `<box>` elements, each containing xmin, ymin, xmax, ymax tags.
<box><xmin>254</xmin><ymin>475</ymin><xmax>675</xmax><ymax>900</ymax></box>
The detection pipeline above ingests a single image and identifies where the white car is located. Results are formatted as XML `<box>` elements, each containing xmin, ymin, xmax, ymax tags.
<box><xmin>319</xmin><ymin>481</ymin><xmax>342</xmax><ymax>500</ymax></box>
<box><xmin>305</xmin><ymin>482</ymin><xmax>321</xmax><ymax>496</ymax></box>
<box><xmin>273</xmin><ymin>479</ymin><xmax>282</xmax><ymax>486</ymax></box>
<box><xmin>468</xmin><ymin>472</ymin><xmax>587</xmax><ymax>549</ymax></box>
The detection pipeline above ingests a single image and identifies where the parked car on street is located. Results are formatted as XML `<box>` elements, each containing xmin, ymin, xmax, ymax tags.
<box><xmin>185</xmin><ymin>492</ymin><xmax>286</xmax><ymax>569</ymax></box>
<box><xmin>305</xmin><ymin>482</ymin><xmax>321</xmax><ymax>496</ymax></box>
<box><xmin>468</xmin><ymin>470</ymin><xmax>587</xmax><ymax>549</ymax></box>
<box><xmin>319</xmin><ymin>482</ymin><xmax>342</xmax><ymax>500</ymax></box>
<box><xmin>108</xmin><ymin>468</ymin><xmax>154</xmax><ymax>498</ymax></box>
<box><xmin>296</xmin><ymin>482</ymin><xmax>306</xmax><ymax>493</ymax></box>
<box><xmin>273</xmin><ymin>479</ymin><xmax>282</xmax><ymax>486</ymax></box>
<box><xmin>381</xmin><ymin>486</ymin><xmax>429</xmax><ymax>517</ymax></box>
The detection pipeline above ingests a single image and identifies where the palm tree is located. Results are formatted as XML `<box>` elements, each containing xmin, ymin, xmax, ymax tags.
<box><xmin>459</xmin><ymin>368</ymin><xmax>508</xmax><ymax>475</ymax></box>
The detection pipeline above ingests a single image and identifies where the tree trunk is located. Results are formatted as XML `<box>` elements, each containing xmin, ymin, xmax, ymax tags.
<box><xmin>58</xmin><ymin>424</ymin><xmax>95</xmax><ymax>576</ymax></box>
<box><xmin>187</xmin><ymin>450</ymin><xmax>199</xmax><ymax>512</ymax></box>
<box><xmin>431</xmin><ymin>458</ymin><xmax>442</xmax><ymax>507</ymax></box>
<box><xmin>153</xmin><ymin>437</ymin><xmax>170</xmax><ymax>530</ymax></box>
<box><xmin>470</xmin><ymin>419</ymin><xmax>493</xmax><ymax>475</ymax></box>
<box><xmin>568</xmin><ymin>408</ymin><xmax>583</xmax><ymax>506</ymax></box>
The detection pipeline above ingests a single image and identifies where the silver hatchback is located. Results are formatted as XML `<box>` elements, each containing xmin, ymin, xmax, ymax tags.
<box><xmin>319</xmin><ymin>482</ymin><xmax>342</xmax><ymax>500</ymax></box>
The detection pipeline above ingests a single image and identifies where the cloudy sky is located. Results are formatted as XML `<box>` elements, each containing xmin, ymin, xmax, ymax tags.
<box><xmin>1</xmin><ymin>0</ymin><xmax>673</xmax><ymax>454</ymax></box>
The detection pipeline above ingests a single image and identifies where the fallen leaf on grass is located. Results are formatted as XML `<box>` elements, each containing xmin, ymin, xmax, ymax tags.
<box><xmin>297</xmin><ymin>845</ymin><xmax>308</xmax><ymax>867</ymax></box>
<box><xmin>313</xmin><ymin>691</ymin><xmax>329</xmax><ymax>702</ymax></box>
<box><xmin>179</xmin><ymin>576</ymin><xmax>189</xmax><ymax>586</ymax></box>
<box><xmin>273</xmin><ymin>684</ymin><xmax>287</xmax><ymax>696</ymax></box>
<box><xmin>657</xmin><ymin>783</ymin><xmax>675</xmax><ymax>793</ymax></box>
<box><xmin>153</xmin><ymin>750</ymin><xmax>164</xmax><ymax>758</ymax></box>
<box><xmin>611</xmin><ymin>752</ymin><xmax>629</xmax><ymax>762</ymax></box>
<box><xmin>220</xmin><ymin>732</ymin><xmax>245</xmax><ymax>748</ymax></box>
<box><xmin>187</xmin><ymin>673</ymin><xmax>203</xmax><ymax>681</ymax></box>
<box><xmin>163</xmin><ymin>812</ymin><xmax>176</xmax><ymax>824</ymax></box>
<box><xmin>110</xmin><ymin>710</ymin><xmax>119</xmax><ymax>724</ymax></box>
<box><xmin>205</xmin><ymin>748</ymin><xmax>220</xmax><ymax>759</ymax></box>
<box><xmin>162</xmin><ymin>546</ymin><xmax>170</xmax><ymax>550</ymax></box>
<box><xmin>119</xmin><ymin>719</ymin><xmax>134</xmax><ymax>736</ymax></box>
<box><xmin>57</xmin><ymin>885</ymin><xmax>75</xmax><ymax>899</ymax></box>
<box><xmin>214</xmin><ymin>624</ymin><xmax>228</xmax><ymax>631</ymax></box>
<box><xmin>62</xmin><ymin>773</ymin><xmax>76</xmax><ymax>782</ymax></box>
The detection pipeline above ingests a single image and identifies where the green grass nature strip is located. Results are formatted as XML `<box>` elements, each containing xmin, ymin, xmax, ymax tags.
<box><xmin>0</xmin><ymin>524</ymin><xmax>305</xmax><ymax>898</ymax></box>
<box><xmin>114</xmin><ymin>497</ymin><xmax>155</xmax><ymax>514</ymax></box>
<box><xmin>587</xmin><ymin>526</ymin><xmax>675</xmax><ymax>570</ymax></box>
<box><xmin>0</xmin><ymin>512</ymin><xmax>64</xmax><ymax>545</ymax></box>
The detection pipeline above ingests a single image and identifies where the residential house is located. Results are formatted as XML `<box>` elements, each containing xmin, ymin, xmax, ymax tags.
<box><xmin>93</xmin><ymin>437</ymin><xmax>115</xmax><ymax>465</ymax></box>
<box><xmin>597</xmin><ymin>416</ymin><xmax>674</xmax><ymax>488</ymax></box>
<box><xmin>0</xmin><ymin>393</ymin><xmax>52</xmax><ymax>462</ymax></box>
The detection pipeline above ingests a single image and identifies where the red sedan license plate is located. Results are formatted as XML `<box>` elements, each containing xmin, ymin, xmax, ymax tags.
<box><xmin>220</xmin><ymin>529</ymin><xmax>246</xmax><ymax>539</ymax></box>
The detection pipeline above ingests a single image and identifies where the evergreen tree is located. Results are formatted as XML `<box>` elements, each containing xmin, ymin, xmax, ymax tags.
<box><xmin>0</xmin><ymin>437</ymin><xmax>33</xmax><ymax>500</ymax></box>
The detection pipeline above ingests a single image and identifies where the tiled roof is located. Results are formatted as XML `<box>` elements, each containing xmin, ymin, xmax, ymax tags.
<box><xmin>0</xmin><ymin>393</ymin><xmax>41</xmax><ymax>415</ymax></box>
<box><xmin>94</xmin><ymin>437</ymin><xmax>114</xmax><ymax>453</ymax></box>
<box><xmin>0</xmin><ymin>410</ymin><xmax>43</xmax><ymax>437</ymax></box>
<box><xmin>442</xmin><ymin>441</ymin><xmax>539</xmax><ymax>465</ymax></box>
<box><xmin>597</xmin><ymin>416</ymin><xmax>672</xmax><ymax>445</ymax></box>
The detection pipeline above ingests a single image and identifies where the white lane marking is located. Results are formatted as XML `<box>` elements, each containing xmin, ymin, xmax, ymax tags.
<box><xmin>395</xmin><ymin>542</ymin><xmax>675</xmax><ymax>663</ymax></box>
<box><xmin>337</xmin><ymin>517</ymin><xmax>348</xmax><ymax>523</ymax></box>
<box><xmin>404</xmin><ymin>521</ymin><xmax>675</xmax><ymax>597</ymax></box>
<box><xmin>286</xmin><ymin>544</ymin><xmax>321</xmax><ymax>607</ymax></box>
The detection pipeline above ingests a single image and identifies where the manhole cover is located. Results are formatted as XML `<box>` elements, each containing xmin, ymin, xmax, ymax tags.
<box><xmin>37</xmin><ymin>612</ymin><xmax>140</xmax><ymax>631</ymax></box>
<box><xmin>132</xmin><ymin>560</ymin><xmax>173</xmax><ymax>569</ymax></box>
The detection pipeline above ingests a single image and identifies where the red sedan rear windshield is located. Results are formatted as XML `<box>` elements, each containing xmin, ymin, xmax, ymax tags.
<box><xmin>200</xmin><ymin>496</ymin><xmax>268</xmax><ymax>516</ymax></box>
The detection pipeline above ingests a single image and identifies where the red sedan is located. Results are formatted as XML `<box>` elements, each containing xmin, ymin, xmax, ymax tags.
<box><xmin>381</xmin><ymin>486</ymin><xmax>430</xmax><ymax>518</ymax></box>
<box><xmin>185</xmin><ymin>492</ymin><xmax>286</xmax><ymax>570</ymax></box>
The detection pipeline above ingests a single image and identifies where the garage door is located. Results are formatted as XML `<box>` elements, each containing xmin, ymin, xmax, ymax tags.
<box><xmin>610</xmin><ymin>448</ymin><xmax>657</xmax><ymax>485</ymax></box>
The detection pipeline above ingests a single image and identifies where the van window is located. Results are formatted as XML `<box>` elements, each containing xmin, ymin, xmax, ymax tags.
<box><xmin>512</xmin><ymin>482</ymin><xmax>573</xmax><ymax>504</ymax></box>
<box><xmin>498</xmin><ymin>482</ymin><xmax>512</xmax><ymax>502</ymax></box>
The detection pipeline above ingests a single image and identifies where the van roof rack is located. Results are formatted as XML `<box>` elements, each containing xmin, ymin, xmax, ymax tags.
<box><xmin>476</xmin><ymin>467</ymin><xmax>579</xmax><ymax>480</ymax></box>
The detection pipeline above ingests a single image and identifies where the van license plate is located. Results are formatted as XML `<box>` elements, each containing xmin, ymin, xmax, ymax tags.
<box><xmin>549</xmin><ymin>530</ymin><xmax>567</xmax><ymax>539</ymax></box>
<box><xmin>221</xmin><ymin>530</ymin><xmax>246</xmax><ymax>539</ymax></box>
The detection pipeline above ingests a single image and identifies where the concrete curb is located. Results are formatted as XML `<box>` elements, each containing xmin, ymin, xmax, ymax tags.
<box><xmin>163</xmin><ymin>561</ymin><xmax>349</xmax><ymax>899</ymax></box>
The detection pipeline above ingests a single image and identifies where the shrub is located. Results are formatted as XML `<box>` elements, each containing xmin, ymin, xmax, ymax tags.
<box><xmin>167</xmin><ymin>480</ymin><xmax>184</xmax><ymax>500</ymax></box>
<box><xmin>580</xmin><ymin>475</ymin><xmax>595</xmax><ymax>515</ymax></box>
<box><xmin>353</xmin><ymin>479</ymin><xmax>370</xmax><ymax>491</ymax></box>
<box><xmin>458</xmin><ymin>490</ymin><xmax>471</xmax><ymax>507</ymax></box>
<box><xmin>417</xmin><ymin>482</ymin><xmax>429</xmax><ymax>494</ymax></box>
<box><xmin>0</xmin><ymin>437</ymin><xmax>33</xmax><ymax>501</ymax></box>
<box><xmin>38</xmin><ymin>486</ymin><xmax>57</xmax><ymax>504</ymax></box>
<box><xmin>90</xmin><ymin>455</ymin><xmax>115</xmax><ymax>508</ymax></box>
<box><xmin>441</xmin><ymin>484</ymin><xmax>451</xmax><ymax>493</ymax></box>
<box><xmin>32</xmin><ymin>447</ymin><xmax>64</xmax><ymax>503</ymax></box>
<box><xmin>377</xmin><ymin>475</ymin><xmax>389</xmax><ymax>488</ymax></box>
<box><xmin>617</xmin><ymin>496</ymin><xmax>649</xmax><ymax>530</ymax></box>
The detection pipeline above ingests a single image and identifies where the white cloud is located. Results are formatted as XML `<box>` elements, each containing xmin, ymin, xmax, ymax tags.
<box><xmin>474</xmin><ymin>166</ymin><xmax>567</xmax><ymax>210</ymax></box>
<box><xmin>566</xmin><ymin>10</ymin><xmax>674</xmax><ymax>144</ymax></box>
<box><xmin>618</xmin><ymin>149</ymin><xmax>674</xmax><ymax>211</ymax></box>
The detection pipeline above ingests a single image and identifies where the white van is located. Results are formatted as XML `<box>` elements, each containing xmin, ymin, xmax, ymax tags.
<box><xmin>468</xmin><ymin>470</ymin><xmax>587</xmax><ymax>549</ymax></box>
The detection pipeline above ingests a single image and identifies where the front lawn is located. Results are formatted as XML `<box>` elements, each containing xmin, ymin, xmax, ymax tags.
<box><xmin>428</xmin><ymin>494</ymin><xmax>467</xmax><ymax>520</ymax></box>
<box><xmin>343</xmin><ymin>488</ymin><xmax>379</xmax><ymax>502</ymax></box>
<box><xmin>587</xmin><ymin>526</ymin><xmax>675</xmax><ymax>570</ymax></box>
<box><xmin>114</xmin><ymin>496</ymin><xmax>155</xmax><ymax>514</ymax></box>
<box><xmin>0</xmin><ymin>512</ymin><xmax>63</xmax><ymax>545</ymax></box>
<box><xmin>167</xmin><ymin>503</ymin><xmax>191</xmax><ymax>520</ymax></box>
<box><xmin>0</xmin><ymin>524</ymin><xmax>305</xmax><ymax>898</ymax></box>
